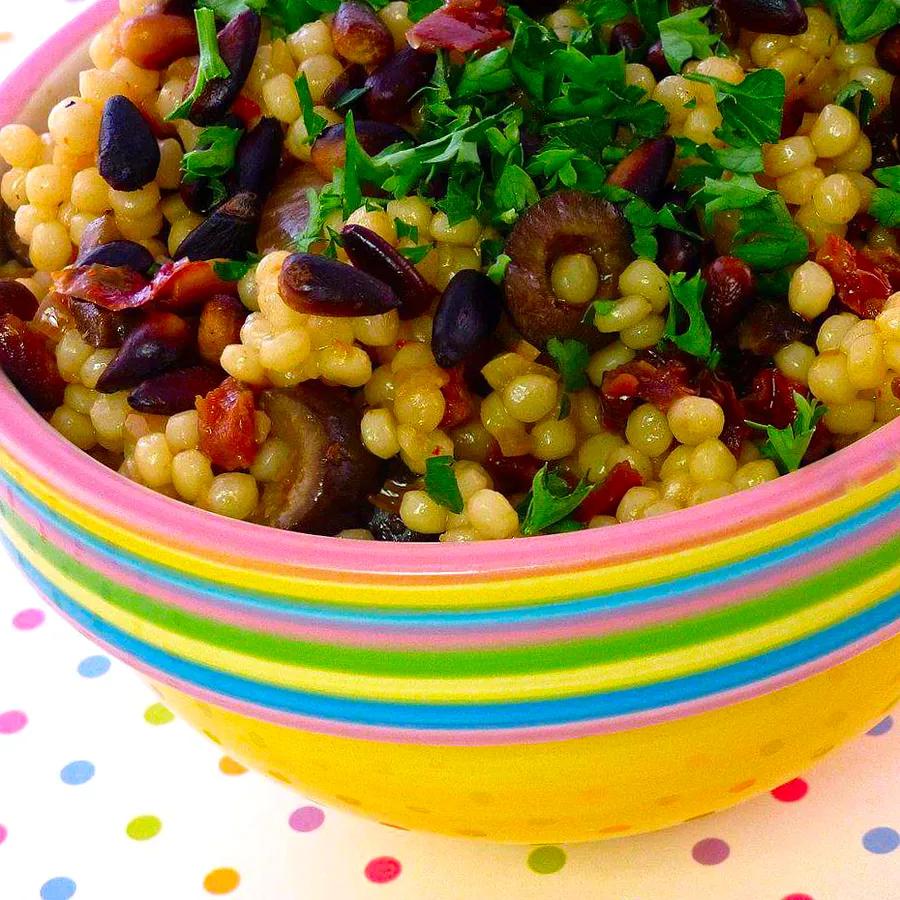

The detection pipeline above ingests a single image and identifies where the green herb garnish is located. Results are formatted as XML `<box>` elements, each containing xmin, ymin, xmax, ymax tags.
<box><xmin>685</xmin><ymin>69</ymin><xmax>785</xmax><ymax>148</ymax></box>
<box><xmin>824</xmin><ymin>0</ymin><xmax>898</xmax><ymax>43</ymax></box>
<box><xmin>181</xmin><ymin>125</ymin><xmax>243</xmax><ymax>207</ymax></box>
<box><xmin>747</xmin><ymin>393</ymin><xmax>828</xmax><ymax>474</ymax></box>
<box><xmin>658</xmin><ymin>6</ymin><xmax>718</xmax><ymax>73</ymax></box>
<box><xmin>167</xmin><ymin>8</ymin><xmax>230</xmax><ymax>121</ymax></box>
<box><xmin>213</xmin><ymin>254</ymin><xmax>261</xmax><ymax>281</ymax></box>
<box><xmin>663</xmin><ymin>271</ymin><xmax>717</xmax><ymax>365</ymax></box>
<box><xmin>870</xmin><ymin>166</ymin><xmax>900</xmax><ymax>228</ymax></box>
<box><xmin>295</xmin><ymin>72</ymin><xmax>328</xmax><ymax>144</ymax></box>
<box><xmin>834</xmin><ymin>80</ymin><xmax>876</xmax><ymax>127</ymax></box>
<box><xmin>520</xmin><ymin>466</ymin><xmax>591</xmax><ymax>536</ymax></box>
<box><xmin>424</xmin><ymin>455</ymin><xmax>464</xmax><ymax>514</ymax></box>
<box><xmin>547</xmin><ymin>337</ymin><xmax>590</xmax><ymax>391</ymax></box>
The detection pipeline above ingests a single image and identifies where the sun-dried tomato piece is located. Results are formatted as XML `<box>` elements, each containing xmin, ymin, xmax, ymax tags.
<box><xmin>484</xmin><ymin>445</ymin><xmax>542</xmax><ymax>496</ymax></box>
<box><xmin>407</xmin><ymin>0</ymin><xmax>511</xmax><ymax>54</ymax></box>
<box><xmin>439</xmin><ymin>365</ymin><xmax>475</xmax><ymax>429</ymax></box>
<box><xmin>574</xmin><ymin>462</ymin><xmax>643</xmax><ymax>523</ymax></box>
<box><xmin>860</xmin><ymin>245</ymin><xmax>900</xmax><ymax>292</ymax></box>
<box><xmin>231</xmin><ymin>94</ymin><xmax>261</xmax><ymax>127</ymax></box>
<box><xmin>53</xmin><ymin>260</ymin><xmax>238</xmax><ymax>313</ymax></box>
<box><xmin>0</xmin><ymin>313</ymin><xmax>66</xmax><ymax>411</ymax></box>
<box><xmin>742</xmin><ymin>366</ymin><xmax>804</xmax><ymax>429</ymax></box>
<box><xmin>816</xmin><ymin>234</ymin><xmax>891</xmax><ymax>318</ymax></box>
<box><xmin>804</xmin><ymin>420</ymin><xmax>832</xmax><ymax>464</ymax></box>
<box><xmin>196</xmin><ymin>376</ymin><xmax>258</xmax><ymax>471</ymax></box>
<box><xmin>601</xmin><ymin>357</ymin><xmax>695</xmax><ymax>430</ymax></box>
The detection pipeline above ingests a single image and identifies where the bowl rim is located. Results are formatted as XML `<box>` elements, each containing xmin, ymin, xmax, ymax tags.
<box><xmin>1</xmin><ymin>0</ymin><xmax>898</xmax><ymax>579</ymax></box>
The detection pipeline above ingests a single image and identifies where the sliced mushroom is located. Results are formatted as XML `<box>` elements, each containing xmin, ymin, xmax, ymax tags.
<box><xmin>256</xmin><ymin>384</ymin><xmax>381</xmax><ymax>535</ymax></box>
<box><xmin>503</xmin><ymin>190</ymin><xmax>633</xmax><ymax>348</ymax></box>
<box><xmin>257</xmin><ymin>163</ymin><xmax>327</xmax><ymax>253</ymax></box>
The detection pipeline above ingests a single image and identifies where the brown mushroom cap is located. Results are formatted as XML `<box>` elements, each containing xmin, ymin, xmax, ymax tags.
<box><xmin>255</xmin><ymin>384</ymin><xmax>381</xmax><ymax>535</ymax></box>
<box><xmin>503</xmin><ymin>190</ymin><xmax>633</xmax><ymax>349</ymax></box>
<box><xmin>257</xmin><ymin>163</ymin><xmax>327</xmax><ymax>254</ymax></box>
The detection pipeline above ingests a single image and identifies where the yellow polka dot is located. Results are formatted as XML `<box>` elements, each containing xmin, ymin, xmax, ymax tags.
<box><xmin>204</xmin><ymin>868</ymin><xmax>240</xmax><ymax>895</ymax></box>
<box><xmin>218</xmin><ymin>756</ymin><xmax>247</xmax><ymax>776</ymax></box>
<box><xmin>143</xmin><ymin>703</ymin><xmax>174</xmax><ymax>726</ymax></box>
<box><xmin>126</xmin><ymin>815</ymin><xmax>162</xmax><ymax>841</ymax></box>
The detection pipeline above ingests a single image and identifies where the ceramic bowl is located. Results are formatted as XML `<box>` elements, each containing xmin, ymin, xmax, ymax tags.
<box><xmin>1</xmin><ymin>0</ymin><xmax>898</xmax><ymax>843</ymax></box>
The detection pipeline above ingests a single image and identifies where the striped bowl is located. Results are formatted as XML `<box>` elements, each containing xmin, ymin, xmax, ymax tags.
<box><xmin>1</xmin><ymin>0</ymin><xmax>899</xmax><ymax>843</ymax></box>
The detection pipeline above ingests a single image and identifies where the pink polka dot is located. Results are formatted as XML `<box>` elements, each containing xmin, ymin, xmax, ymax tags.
<box><xmin>691</xmin><ymin>837</ymin><xmax>730</xmax><ymax>865</ymax></box>
<box><xmin>0</xmin><ymin>710</ymin><xmax>27</xmax><ymax>734</ymax></box>
<box><xmin>771</xmin><ymin>778</ymin><xmax>808</xmax><ymax>803</ymax></box>
<box><xmin>288</xmin><ymin>806</ymin><xmax>325</xmax><ymax>833</ymax></box>
<box><xmin>365</xmin><ymin>856</ymin><xmax>402</xmax><ymax>884</ymax></box>
<box><xmin>12</xmin><ymin>609</ymin><xmax>44</xmax><ymax>630</ymax></box>
<box><xmin>782</xmin><ymin>895</ymin><xmax>814</xmax><ymax>900</ymax></box>
<box><xmin>0</xmin><ymin>825</ymin><xmax>7</xmax><ymax>845</ymax></box>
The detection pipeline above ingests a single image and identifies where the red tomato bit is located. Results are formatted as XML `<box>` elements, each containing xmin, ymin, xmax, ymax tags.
<box><xmin>196</xmin><ymin>377</ymin><xmax>259</xmax><ymax>471</ymax></box>
<box><xmin>408</xmin><ymin>0</ymin><xmax>511</xmax><ymax>54</ymax></box>
<box><xmin>574</xmin><ymin>462</ymin><xmax>643</xmax><ymax>523</ymax></box>
<box><xmin>816</xmin><ymin>234</ymin><xmax>891</xmax><ymax>319</ymax></box>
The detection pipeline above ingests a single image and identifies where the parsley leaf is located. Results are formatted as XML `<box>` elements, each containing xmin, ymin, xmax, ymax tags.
<box><xmin>834</xmin><ymin>80</ymin><xmax>876</xmax><ymax>127</ymax></box>
<box><xmin>658</xmin><ymin>6</ymin><xmax>718</xmax><ymax>74</ymax></box>
<box><xmin>547</xmin><ymin>337</ymin><xmax>590</xmax><ymax>391</ymax></box>
<box><xmin>181</xmin><ymin>125</ymin><xmax>243</xmax><ymax>207</ymax></box>
<box><xmin>394</xmin><ymin>220</ymin><xmax>419</xmax><ymax>243</ymax></box>
<box><xmin>456</xmin><ymin>48</ymin><xmax>515</xmax><ymax>98</ymax></box>
<box><xmin>691</xmin><ymin>172</ymin><xmax>772</xmax><ymax>222</ymax></box>
<box><xmin>663</xmin><ymin>271</ymin><xmax>716</xmax><ymax>364</ymax></box>
<box><xmin>167</xmin><ymin>8</ymin><xmax>230</xmax><ymax>121</ymax></box>
<box><xmin>520</xmin><ymin>466</ymin><xmax>591</xmax><ymax>536</ymax></box>
<box><xmin>398</xmin><ymin>245</ymin><xmax>432</xmax><ymax>264</ymax></box>
<box><xmin>292</xmin><ymin>184</ymin><xmax>343</xmax><ymax>251</ymax></box>
<box><xmin>824</xmin><ymin>0</ymin><xmax>898</xmax><ymax>43</ymax></box>
<box><xmin>424</xmin><ymin>455</ymin><xmax>464</xmax><ymax>514</ymax></box>
<box><xmin>731</xmin><ymin>193</ymin><xmax>810</xmax><ymax>269</ymax></box>
<box><xmin>213</xmin><ymin>254</ymin><xmax>262</xmax><ymax>281</ymax></box>
<box><xmin>201</xmin><ymin>0</ymin><xmax>341</xmax><ymax>33</ymax></box>
<box><xmin>870</xmin><ymin>166</ymin><xmax>900</xmax><ymax>228</ymax></box>
<box><xmin>295</xmin><ymin>72</ymin><xmax>327</xmax><ymax>144</ymax></box>
<box><xmin>486</xmin><ymin>252</ymin><xmax>511</xmax><ymax>284</ymax></box>
<box><xmin>686</xmin><ymin>69</ymin><xmax>785</xmax><ymax>147</ymax></box>
<box><xmin>407</xmin><ymin>0</ymin><xmax>441</xmax><ymax>21</ymax></box>
<box><xmin>493</xmin><ymin>161</ymin><xmax>540</xmax><ymax>223</ymax></box>
<box><xmin>747</xmin><ymin>392</ymin><xmax>827</xmax><ymax>474</ymax></box>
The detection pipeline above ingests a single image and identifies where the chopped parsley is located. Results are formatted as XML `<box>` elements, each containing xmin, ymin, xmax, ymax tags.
<box><xmin>295</xmin><ymin>72</ymin><xmax>328</xmax><ymax>144</ymax></box>
<box><xmin>824</xmin><ymin>0</ymin><xmax>898</xmax><ymax>43</ymax></box>
<box><xmin>834</xmin><ymin>80</ymin><xmax>876</xmax><ymax>127</ymax></box>
<box><xmin>181</xmin><ymin>125</ymin><xmax>243</xmax><ymax>207</ymax></box>
<box><xmin>547</xmin><ymin>337</ymin><xmax>590</xmax><ymax>391</ymax></box>
<box><xmin>691</xmin><ymin>173</ymin><xmax>808</xmax><ymax>270</ymax></box>
<box><xmin>167</xmin><ymin>8</ymin><xmax>230</xmax><ymax>121</ymax></box>
<box><xmin>291</xmin><ymin>184</ymin><xmax>343</xmax><ymax>252</ymax></box>
<box><xmin>663</xmin><ymin>271</ymin><xmax>717</xmax><ymax>366</ymax></box>
<box><xmin>394</xmin><ymin>220</ymin><xmax>420</xmax><ymax>243</ymax></box>
<box><xmin>213</xmin><ymin>254</ymin><xmax>262</xmax><ymax>281</ymax></box>
<box><xmin>397</xmin><ymin>245</ymin><xmax>432</xmax><ymax>264</ymax></box>
<box><xmin>519</xmin><ymin>466</ymin><xmax>591</xmax><ymax>536</ymax></box>
<box><xmin>685</xmin><ymin>69</ymin><xmax>785</xmax><ymax>148</ymax></box>
<box><xmin>486</xmin><ymin>252</ymin><xmax>512</xmax><ymax>284</ymax></box>
<box><xmin>658</xmin><ymin>6</ymin><xmax>719</xmax><ymax>73</ymax></box>
<box><xmin>424</xmin><ymin>455</ymin><xmax>464</xmax><ymax>514</ymax></box>
<box><xmin>870</xmin><ymin>166</ymin><xmax>900</xmax><ymax>228</ymax></box>
<box><xmin>747</xmin><ymin>393</ymin><xmax>828</xmax><ymax>474</ymax></box>
<box><xmin>200</xmin><ymin>0</ymin><xmax>341</xmax><ymax>33</ymax></box>
<box><xmin>407</xmin><ymin>0</ymin><xmax>441</xmax><ymax>21</ymax></box>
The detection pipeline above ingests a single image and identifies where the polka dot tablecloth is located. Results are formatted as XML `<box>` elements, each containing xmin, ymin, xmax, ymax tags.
<box><xmin>1</xmin><ymin>5</ymin><xmax>900</xmax><ymax>898</ymax></box>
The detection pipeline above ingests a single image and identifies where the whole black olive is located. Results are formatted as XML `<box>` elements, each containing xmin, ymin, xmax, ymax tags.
<box><xmin>232</xmin><ymin>117</ymin><xmax>284</xmax><ymax>200</ymax></box>
<box><xmin>363</xmin><ymin>48</ymin><xmax>436</xmax><ymax>122</ymax></box>
<box><xmin>432</xmin><ymin>270</ymin><xmax>503</xmax><ymax>369</ymax></box>
<box><xmin>188</xmin><ymin>10</ymin><xmax>261</xmax><ymax>126</ymax></box>
<box><xmin>76</xmin><ymin>240</ymin><xmax>155</xmax><ymax>273</ymax></box>
<box><xmin>173</xmin><ymin>192</ymin><xmax>261</xmax><ymax>261</ymax></box>
<box><xmin>98</xmin><ymin>95</ymin><xmax>161</xmax><ymax>191</ymax></box>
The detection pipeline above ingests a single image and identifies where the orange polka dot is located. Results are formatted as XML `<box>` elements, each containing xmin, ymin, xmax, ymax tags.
<box><xmin>204</xmin><ymin>868</ymin><xmax>240</xmax><ymax>895</ymax></box>
<box><xmin>218</xmin><ymin>756</ymin><xmax>247</xmax><ymax>776</ymax></box>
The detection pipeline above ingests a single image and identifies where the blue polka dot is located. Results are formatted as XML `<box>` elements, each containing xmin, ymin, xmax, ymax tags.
<box><xmin>867</xmin><ymin>716</ymin><xmax>894</xmax><ymax>736</ymax></box>
<box><xmin>77</xmin><ymin>655</ymin><xmax>110</xmax><ymax>678</ymax></box>
<box><xmin>40</xmin><ymin>877</ymin><xmax>77</xmax><ymax>900</ymax></box>
<box><xmin>863</xmin><ymin>827</ymin><xmax>899</xmax><ymax>855</ymax></box>
<box><xmin>60</xmin><ymin>760</ymin><xmax>95</xmax><ymax>786</ymax></box>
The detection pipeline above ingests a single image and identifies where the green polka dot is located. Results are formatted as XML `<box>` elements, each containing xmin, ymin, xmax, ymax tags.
<box><xmin>527</xmin><ymin>845</ymin><xmax>566</xmax><ymax>874</ymax></box>
<box><xmin>144</xmin><ymin>703</ymin><xmax>174</xmax><ymax>726</ymax></box>
<box><xmin>126</xmin><ymin>815</ymin><xmax>162</xmax><ymax>841</ymax></box>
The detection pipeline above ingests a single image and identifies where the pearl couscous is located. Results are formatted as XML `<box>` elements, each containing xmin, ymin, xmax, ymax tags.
<box><xmin>0</xmin><ymin>0</ymin><xmax>897</xmax><ymax>541</ymax></box>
